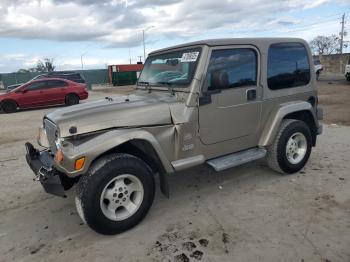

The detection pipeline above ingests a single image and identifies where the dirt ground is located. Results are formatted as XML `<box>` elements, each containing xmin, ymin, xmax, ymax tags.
<box><xmin>0</xmin><ymin>81</ymin><xmax>349</xmax><ymax>262</ymax></box>
<box><xmin>317</xmin><ymin>74</ymin><xmax>350</xmax><ymax>125</ymax></box>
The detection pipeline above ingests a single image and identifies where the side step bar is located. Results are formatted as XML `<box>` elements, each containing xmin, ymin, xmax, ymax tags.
<box><xmin>207</xmin><ymin>148</ymin><xmax>267</xmax><ymax>172</ymax></box>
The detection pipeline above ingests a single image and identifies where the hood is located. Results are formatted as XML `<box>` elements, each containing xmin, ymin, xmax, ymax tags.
<box><xmin>46</xmin><ymin>92</ymin><xmax>179</xmax><ymax>137</ymax></box>
<box><xmin>0</xmin><ymin>92</ymin><xmax>10</xmax><ymax>100</ymax></box>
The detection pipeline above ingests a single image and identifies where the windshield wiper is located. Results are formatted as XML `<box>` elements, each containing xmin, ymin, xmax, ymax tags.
<box><xmin>137</xmin><ymin>81</ymin><xmax>152</xmax><ymax>92</ymax></box>
<box><xmin>155</xmin><ymin>82</ymin><xmax>176</xmax><ymax>95</ymax></box>
<box><xmin>155</xmin><ymin>81</ymin><xmax>174</xmax><ymax>86</ymax></box>
<box><xmin>138</xmin><ymin>81</ymin><xmax>150</xmax><ymax>86</ymax></box>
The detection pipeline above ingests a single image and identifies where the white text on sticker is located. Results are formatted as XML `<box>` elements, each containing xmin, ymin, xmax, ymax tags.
<box><xmin>181</xmin><ymin>52</ymin><xmax>199</xmax><ymax>62</ymax></box>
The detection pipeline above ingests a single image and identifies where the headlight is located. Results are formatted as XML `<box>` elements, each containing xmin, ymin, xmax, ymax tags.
<box><xmin>37</xmin><ymin>126</ymin><xmax>50</xmax><ymax>148</ymax></box>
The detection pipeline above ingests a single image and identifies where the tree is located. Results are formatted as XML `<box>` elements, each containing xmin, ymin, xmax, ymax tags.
<box><xmin>35</xmin><ymin>58</ymin><xmax>56</xmax><ymax>72</ymax></box>
<box><xmin>309</xmin><ymin>35</ymin><xmax>340</xmax><ymax>55</ymax></box>
<box><xmin>17</xmin><ymin>69</ymin><xmax>30</xmax><ymax>73</ymax></box>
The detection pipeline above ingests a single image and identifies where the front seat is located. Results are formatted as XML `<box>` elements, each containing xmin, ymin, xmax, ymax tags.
<box><xmin>210</xmin><ymin>70</ymin><xmax>229</xmax><ymax>90</ymax></box>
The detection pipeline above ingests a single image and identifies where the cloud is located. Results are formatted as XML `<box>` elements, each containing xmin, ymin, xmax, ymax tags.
<box><xmin>0</xmin><ymin>0</ymin><xmax>348</xmax><ymax>72</ymax></box>
<box><xmin>0</xmin><ymin>0</ymin><xmax>344</xmax><ymax>49</ymax></box>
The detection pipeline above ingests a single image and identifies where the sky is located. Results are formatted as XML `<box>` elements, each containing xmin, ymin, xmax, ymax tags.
<box><xmin>0</xmin><ymin>0</ymin><xmax>349</xmax><ymax>73</ymax></box>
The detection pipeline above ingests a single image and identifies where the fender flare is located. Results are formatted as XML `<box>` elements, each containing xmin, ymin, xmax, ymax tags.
<box><xmin>258</xmin><ymin>101</ymin><xmax>318</xmax><ymax>147</ymax></box>
<box><xmin>73</xmin><ymin>128</ymin><xmax>175</xmax><ymax>175</ymax></box>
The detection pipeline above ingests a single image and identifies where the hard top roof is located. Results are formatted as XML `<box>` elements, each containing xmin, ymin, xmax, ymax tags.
<box><xmin>149</xmin><ymin>37</ymin><xmax>307</xmax><ymax>55</ymax></box>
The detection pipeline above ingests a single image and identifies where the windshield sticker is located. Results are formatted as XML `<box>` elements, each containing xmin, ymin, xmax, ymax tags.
<box><xmin>180</xmin><ymin>52</ymin><xmax>199</xmax><ymax>62</ymax></box>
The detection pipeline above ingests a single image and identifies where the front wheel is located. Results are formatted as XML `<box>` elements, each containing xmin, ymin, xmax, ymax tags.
<box><xmin>1</xmin><ymin>100</ymin><xmax>18</xmax><ymax>113</ymax></box>
<box><xmin>75</xmin><ymin>153</ymin><xmax>155</xmax><ymax>235</ymax></box>
<box><xmin>266</xmin><ymin>119</ymin><xmax>312</xmax><ymax>174</ymax></box>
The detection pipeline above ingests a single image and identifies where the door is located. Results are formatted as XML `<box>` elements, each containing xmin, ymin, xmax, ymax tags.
<box><xmin>44</xmin><ymin>80</ymin><xmax>68</xmax><ymax>105</ymax></box>
<box><xmin>16</xmin><ymin>80</ymin><xmax>48</xmax><ymax>108</ymax></box>
<box><xmin>199</xmin><ymin>47</ymin><xmax>261</xmax><ymax>145</ymax></box>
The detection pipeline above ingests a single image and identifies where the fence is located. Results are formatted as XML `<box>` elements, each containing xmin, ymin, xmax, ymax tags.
<box><xmin>313</xmin><ymin>53</ymin><xmax>350</xmax><ymax>74</ymax></box>
<box><xmin>0</xmin><ymin>69</ymin><xmax>109</xmax><ymax>90</ymax></box>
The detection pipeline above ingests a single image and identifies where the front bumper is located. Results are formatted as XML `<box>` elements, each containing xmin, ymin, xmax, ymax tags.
<box><xmin>25</xmin><ymin>142</ymin><xmax>66</xmax><ymax>197</ymax></box>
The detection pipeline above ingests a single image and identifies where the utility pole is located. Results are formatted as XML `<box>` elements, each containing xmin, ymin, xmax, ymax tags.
<box><xmin>142</xmin><ymin>26</ymin><xmax>154</xmax><ymax>62</ymax></box>
<box><xmin>129</xmin><ymin>48</ymin><xmax>132</xmax><ymax>64</ymax></box>
<box><xmin>142</xmin><ymin>30</ymin><xmax>146</xmax><ymax>62</ymax></box>
<box><xmin>340</xmin><ymin>13</ymin><xmax>345</xmax><ymax>54</ymax></box>
<box><xmin>80</xmin><ymin>52</ymin><xmax>87</xmax><ymax>70</ymax></box>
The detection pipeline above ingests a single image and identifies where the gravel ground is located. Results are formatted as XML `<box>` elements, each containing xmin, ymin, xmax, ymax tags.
<box><xmin>0</xmin><ymin>85</ymin><xmax>349</xmax><ymax>262</ymax></box>
<box><xmin>317</xmin><ymin>74</ymin><xmax>350</xmax><ymax>126</ymax></box>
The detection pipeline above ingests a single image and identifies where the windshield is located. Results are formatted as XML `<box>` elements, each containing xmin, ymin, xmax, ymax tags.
<box><xmin>138</xmin><ymin>48</ymin><xmax>201</xmax><ymax>87</ymax></box>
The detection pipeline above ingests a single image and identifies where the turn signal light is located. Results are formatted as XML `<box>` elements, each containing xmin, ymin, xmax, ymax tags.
<box><xmin>75</xmin><ymin>157</ymin><xmax>85</xmax><ymax>171</ymax></box>
<box><xmin>55</xmin><ymin>149</ymin><xmax>64</xmax><ymax>163</ymax></box>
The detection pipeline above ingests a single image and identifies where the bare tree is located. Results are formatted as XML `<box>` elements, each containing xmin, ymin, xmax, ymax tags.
<box><xmin>35</xmin><ymin>58</ymin><xmax>56</xmax><ymax>72</ymax></box>
<box><xmin>309</xmin><ymin>35</ymin><xmax>340</xmax><ymax>55</ymax></box>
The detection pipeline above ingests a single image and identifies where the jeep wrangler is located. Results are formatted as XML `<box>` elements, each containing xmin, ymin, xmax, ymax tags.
<box><xmin>25</xmin><ymin>38</ymin><xmax>323</xmax><ymax>235</ymax></box>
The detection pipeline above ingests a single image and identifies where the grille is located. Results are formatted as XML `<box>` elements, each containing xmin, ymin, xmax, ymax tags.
<box><xmin>44</xmin><ymin>118</ymin><xmax>59</xmax><ymax>153</ymax></box>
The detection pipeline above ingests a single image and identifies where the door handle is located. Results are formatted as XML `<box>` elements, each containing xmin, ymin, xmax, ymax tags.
<box><xmin>246</xmin><ymin>89</ymin><xmax>256</xmax><ymax>101</ymax></box>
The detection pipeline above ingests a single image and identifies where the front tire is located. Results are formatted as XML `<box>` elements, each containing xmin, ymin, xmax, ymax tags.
<box><xmin>267</xmin><ymin>119</ymin><xmax>312</xmax><ymax>174</ymax></box>
<box><xmin>1</xmin><ymin>100</ymin><xmax>18</xmax><ymax>113</ymax></box>
<box><xmin>75</xmin><ymin>153</ymin><xmax>155</xmax><ymax>235</ymax></box>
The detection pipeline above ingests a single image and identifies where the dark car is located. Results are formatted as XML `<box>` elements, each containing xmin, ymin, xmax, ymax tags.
<box><xmin>0</xmin><ymin>78</ymin><xmax>88</xmax><ymax>113</ymax></box>
<box><xmin>6</xmin><ymin>83</ymin><xmax>22</xmax><ymax>92</ymax></box>
<box><xmin>35</xmin><ymin>72</ymin><xmax>86</xmax><ymax>83</ymax></box>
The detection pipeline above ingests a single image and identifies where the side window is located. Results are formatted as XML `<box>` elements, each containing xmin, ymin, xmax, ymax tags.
<box><xmin>47</xmin><ymin>80</ymin><xmax>68</xmax><ymax>88</ymax></box>
<box><xmin>268</xmin><ymin>43</ymin><xmax>310</xmax><ymax>90</ymax></box>
<box><xmin>207</xmin><ymin>48</ymin><xmax>257</xmax><ymax>91</ymax></box>
<box><xmin>26</xmin><ymin>81</ymin><xmax>47</xmax><ymax>91</ymax></box>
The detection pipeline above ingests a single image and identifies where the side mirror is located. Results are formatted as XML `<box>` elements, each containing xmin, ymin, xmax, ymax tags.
<box><xmin>198</xmin><ymin>89</ymin><xmax>221</xmax><ymax>106</ymax></box>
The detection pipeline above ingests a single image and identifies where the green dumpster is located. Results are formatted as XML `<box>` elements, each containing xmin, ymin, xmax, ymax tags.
<box><xmin>112</xmin><ymin>71</ymin><xmax>138</xmax><ymax>86</ymax></box>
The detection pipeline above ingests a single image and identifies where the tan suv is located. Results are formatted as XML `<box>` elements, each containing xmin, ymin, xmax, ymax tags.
<box><xmin>25</xmin><ymin>38</ymin><xmax>323</xmax><ymax>235</ymax></box>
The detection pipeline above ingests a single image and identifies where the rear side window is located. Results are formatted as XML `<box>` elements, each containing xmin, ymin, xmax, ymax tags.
<box><xmin>26</xmin><ymin>81</ymin><xmax>47</xmax><ymax>91</ymax></box>
<box><xmin>48</xmin><ymin>80</ymin><xmax>68</xmax><ymax>88</ymax></box>
<box><xmin>207</xmin><ymin>48</ymin><xmax>257</xmax><ymax>91</ymax></box>
<box><xmin>267</xmin><ymin>43</ymin><xmax>310</xmax><ymax>90</ymax></box>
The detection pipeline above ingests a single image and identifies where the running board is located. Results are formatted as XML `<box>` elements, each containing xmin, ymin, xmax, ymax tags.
<box><xmin>206</xmin><ymin>148</ymin><xmax>267</xmax><ymax>172</ymax></box>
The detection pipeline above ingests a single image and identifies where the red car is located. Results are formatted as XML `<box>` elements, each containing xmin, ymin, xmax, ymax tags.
<box><xmin>0</xmin><ymin>78</ymin><xmax>88</xmax><ymax>113</ymax></box>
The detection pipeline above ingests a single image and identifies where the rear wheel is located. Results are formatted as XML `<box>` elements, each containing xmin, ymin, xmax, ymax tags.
<box><xmin>75</xmin><ymin>153</ymin><xmax>155</xmax><ymax>235</ymax></box>
<box><xmin>267</xmin><ymin>119</ymin><xmax>312</xmax><ymax>174</ymax></box>
<box><xmin>65</xmin><ymin>94</ymin><xmax>79</xmax><ymax>106</ymax></box>
<box><xmin>1</xmin><ymin>100</ymin><xmax>18</xmax><ymax>113</ymax></box>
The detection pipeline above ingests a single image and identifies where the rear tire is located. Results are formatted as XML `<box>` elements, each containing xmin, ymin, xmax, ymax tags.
<box><xmin>1</xmin><ymin>100</ymin><xmax>17</xmax><ymax>113</ymax></box>
<box><xmin>65</xmin><ymin>94</ymin><xmax>79</xmax><ymax>106</ymax></box>
<box><xmin>266</xmin><ymin>119</ymin><xmax>312</xmax><ymax>174</ymax></box>
<box><xmin>75</xmin><ymin>153</ymin><xmax>155</xmax><ymax>235</ymax></box>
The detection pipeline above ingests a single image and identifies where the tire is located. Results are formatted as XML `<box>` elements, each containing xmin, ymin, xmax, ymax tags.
<box><xmin>1</xmin><ymin>100</ymin><xmax>18</xmax><ymax>113</ymax></box>
<box><xmin>266</xmin><ymin>119</ymin><xmax>312</xmax><ymax>174</ymax></box>
<box><xmin>65</xmin><ymin>94</ymin><xmax>79</xmax><ymax>106</ymax></box>
<box><xmin>75</xmin><ymin>153</ymin><xmax>155</xmax><ymax>235</ymax></box>
<box><xmin>316</xmin><ymin>71</ymin><xmax>320</xmax><ymax>80</ymax></box>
